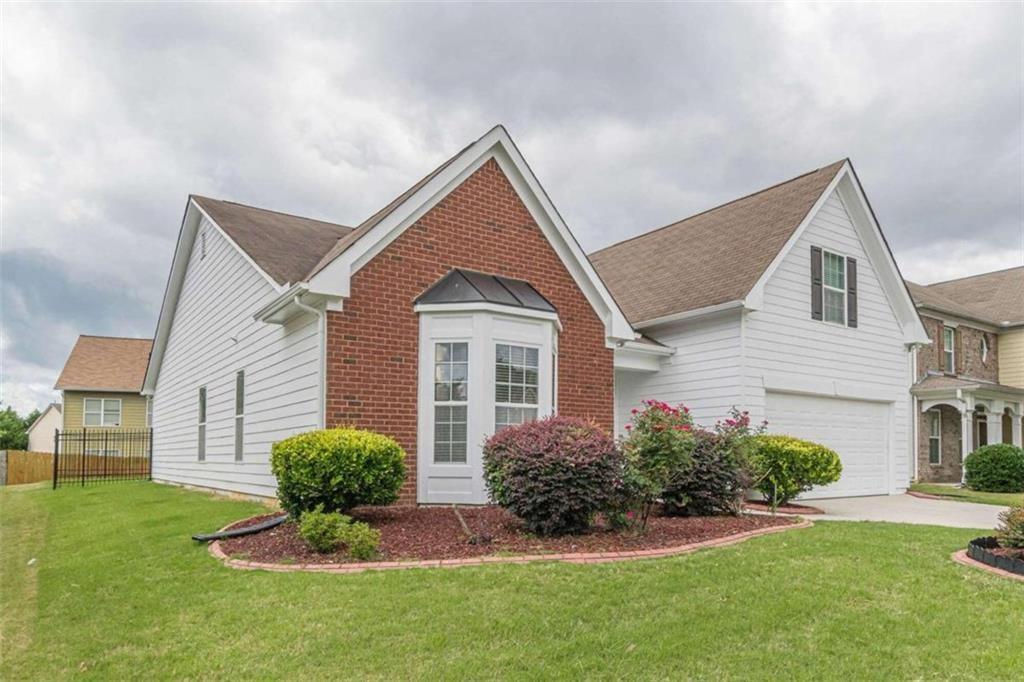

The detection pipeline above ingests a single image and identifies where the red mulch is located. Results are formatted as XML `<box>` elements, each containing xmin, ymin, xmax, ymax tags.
<box><xmin>743</xmin><ymin>501</ymin><xmax>825</xmax><ymax>515</ymax></box>
<box><xmin>990</xmin><ymin>547</ymin><xmax>1024</xmax><ymax>560</ymax></box>
<box><xmin>216</xmin><ymin>507</ymin><xmax>795</xmax><ymax>565</ymax></box>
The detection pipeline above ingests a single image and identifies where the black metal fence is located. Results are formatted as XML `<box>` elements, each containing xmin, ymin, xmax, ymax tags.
<box><xmin>53</xmin><ymin>429</ymin><xmax>152</xmax><ymax>488</ymax></box>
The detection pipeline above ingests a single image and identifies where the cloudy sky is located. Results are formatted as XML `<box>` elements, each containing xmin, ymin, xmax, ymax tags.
<box><xmin>2</xmin><ymin>2</ymin><xmax>1022</xmax><ymax>414</ymax></box>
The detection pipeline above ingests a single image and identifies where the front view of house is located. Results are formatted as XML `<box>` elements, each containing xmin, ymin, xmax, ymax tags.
<box><xmin>145</xmin><ymin>126</ymin><xmax>968</xmax><ymax>503</ymax></box>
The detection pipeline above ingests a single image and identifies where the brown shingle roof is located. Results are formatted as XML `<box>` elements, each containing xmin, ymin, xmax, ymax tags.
<box><xmin>590</xmin><ymin>160</ymin><xmax>847</xmax><ymax>324</ymax></box>
<box><xmin>54</xmin><ymin>336</ymin><xmax>153</xmax><ymax>392</ymax></box>
<box><xmin>923</xmin><ymin>266</ymin><xmax>1024</xmax><ymax>327</ymax></box>
<box><xmin>912</xmin><ymin>373</ymin><xmax>1024</xmax><ymax>395</ymax></box>
<box><xmin>192</xmin><ymin>196</ymin><xmax>353</xmax><ymax>286</ymax></box>
<box><xmin>904</xmin><ymin>281</ymin><xmax>994</xmax><ymax>325</ymax></box>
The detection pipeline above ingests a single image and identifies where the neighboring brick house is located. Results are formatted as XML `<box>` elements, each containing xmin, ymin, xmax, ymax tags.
<box><xmin>54</xmin><ymin>335</ymin><xmax>154</xmax><ymax>453</ymax></box>
<box><xmin>906</xmin><ymin>269</ymin><xmax>1024</xmax><ymax>483</ymax></box>
<box><xmin>143</xmin><ymin>126</ymin><xmax>635</xmax><ymax>502</ymax></box>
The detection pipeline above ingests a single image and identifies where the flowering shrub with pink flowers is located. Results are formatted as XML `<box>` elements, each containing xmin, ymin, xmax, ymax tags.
<box><xmin>612</xmin><ymin>400</ymin><xmax>697</xmax><ymax>530</ymax></box>
<box><xmin>663</xmin><ymin>408</ymin><xmax>766</xmax><ymax>517</ymax></box>
<box><xmin>483</xmin><ymin>415</ymin><xmax>622</xmax><ymax>536</ymax></box>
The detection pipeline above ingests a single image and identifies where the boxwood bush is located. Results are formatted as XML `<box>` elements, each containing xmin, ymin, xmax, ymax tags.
<box><xmin>298</xmin><ymin>507</ymin><xmax>381</xmax><ymax>559</ymax></box>
<box><xmin>483</xmin><ymin>415</ymin><xmax>621</xmax><ymax>536</ymax></box>
<box><xmin>964</xmin><ymin>444</ymin><xmax>1024</xmax><ymax>493</ymax></box>
<box><xmin>751</xmin><ymin>435</ymin><xmax>842</xmax><ymax>509</ymax></box>
<box><xmin>271</xmin><ymin>428</ymin><xmax>406</xmax><ymax>516</ymax></box>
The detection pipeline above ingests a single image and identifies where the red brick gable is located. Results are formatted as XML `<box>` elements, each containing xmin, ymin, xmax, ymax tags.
<box><xmin>325</xmin><ymin>159</ymin><xmax>615</xmax><ymax>503</ymax></box>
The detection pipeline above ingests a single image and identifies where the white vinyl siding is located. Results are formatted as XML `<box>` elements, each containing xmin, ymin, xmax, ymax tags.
<box><xmin>84</xmin><ymin>398</ymin><xmax>121</xmax><ymax>427</ymax></box>
<box><xmin>743</xmin><ymin>189</ymin><xmax>911</xmax><ymax>493</ymax></box>
<box><xmin>150</xmin><ymin>218</ymin><xmax>321</xmax><ymax>498</ymax></box>
<box><xmin>615</xmin><ymin>310</ymin><xmax>743</xmax><ymax>434</ymax></box>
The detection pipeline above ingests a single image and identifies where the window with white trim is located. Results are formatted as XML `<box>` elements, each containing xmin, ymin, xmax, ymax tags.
<box><xmin>86</xmin><ymin>448</ymin><xmax>122</xmax><ymax>457</ymax></box>
<box><xmin>981</xmin><ymin>335</ymin><xmax>989</xmax><ymax>363</ymax></box>
<box><xmin>928</xmin><ymin>410</ymin><xmax>941</xmax><ymax>465</ymax></box>
<box><xmin>197</xmin><ymin>387</ymin><xmax>207</xmax><ymax>462</ymax></box>
<box><xmin>943</xmin><ymin>327</ymin><xmax>955</xmax><ymax>372</ymax></box>
<box><xmin>822</xmin><ymin>250</ymin><xmax>846</xmax><ymax>325</ymax></box>
<box><xmin>83</xmin><ymin>398</ymin><xmax>121</xmax><ymax>427</ymax></box>
<box><xmin>495</xmin><ymin>344</ymin><xmax>539</xmax><ymax>431</ymax></box>
<box><xmin>234</xmin><ymin>370</ymin><xmax>245</xmax><ymax>461</ymax></box>
<box><xmin>434</xmin><ymin>343</ymin><xmax>468</xmax><ymax>464</ymax></box>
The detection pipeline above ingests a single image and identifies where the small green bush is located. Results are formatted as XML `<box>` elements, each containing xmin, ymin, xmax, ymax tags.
<box><xmin>339</xmin><ymin>521</ymin><xmax>381</xmax><ymax>560</ymax></box>
<box><xmin>271</xmin><ymin>428</ymin><xmax>406</xmax><ymax>516</ymax></box>
<box><xmin>751</xmin><ymin>435</ymin><xmax>843</xmax><ymax>509</ymax></box>
<box><xmin>298</xmin><ymin>508</ymin><xmax>351</xmax><ymax>553</ymax></box>
<box><xmin>964</xmin><ymin>444</ymin><xmax>1024</xmax><ymax>493</ymax></box>
<box><xmin>997</xmin><ymin>505</ymin><xmax>1024</xmax><ymax>549</ymax></box>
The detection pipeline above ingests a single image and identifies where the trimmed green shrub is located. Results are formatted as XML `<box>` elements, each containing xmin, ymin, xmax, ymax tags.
<box><xmin>751</xmin><ymin>435</ymin><xmax>842</xmax><ymax>509</ymax></box>
<box><xmin>298</xmin><ymin>508</ymin><xmax>351</xmax><ymax>553</ymax></box>
<box><xmin>964</xmin><ymin>444</ymin><xmax>1024</xmax><ymax>493</ymax></box>
<box><xmin>997</xmin><ymin>505</ymin><xmax>1024</xmax><ymax>549</ymax></box>
<box><xmin>483</xmin><ymin>415</ymin><xmax>621</xmax><ymax>536</ymax></box>
<box><xmin>615</xmin><ymin>400</ymin><xmax>696</xmax><ymax>529</ymax></box>
<box><xmin>339</xmin><ymin>521</ymin><xmax>381</xmax><ymax>560</ymax></box>
<box><xmin>271</xmin><ymin>428</ymin><xmax>406</xmax><ymax>516</ymax></box>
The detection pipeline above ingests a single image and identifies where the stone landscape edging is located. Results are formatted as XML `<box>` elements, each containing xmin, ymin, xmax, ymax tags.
<box><xmin>208</xmin><ymin>516</ymin><xmax>813</xmax><ymax>574</ymax></box>
<box><xmin>952</xmin><ymin>550</ymin><xmax>1024</xmax><ymax>583</ymax></box>
<box><xmin>906</xmin><ymin>491</ymin><xmax>946</xmax><ymax>501</ymax></box>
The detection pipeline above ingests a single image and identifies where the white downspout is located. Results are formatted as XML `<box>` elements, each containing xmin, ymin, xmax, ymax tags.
<box><xmin>292</xmin><ymin>295</ymin><xmax>326</xmax><ymax>429</ymax></box>
<box><xmin>910</xmin><ymin>346</ymin><xmax>919</xmax><ymax>483</ymax></box>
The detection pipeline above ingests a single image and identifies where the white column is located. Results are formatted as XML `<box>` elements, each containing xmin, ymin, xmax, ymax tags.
<box><xmin>960</xmin><ymin>409</ymin><xmax>972</xmax><ymax>485</ymax></box>
<box><xmin>1012</xmin><ymin>412</ymin><xmax>1022</xmax><ymax>447</ymax></box>
<box><xmin>986</xmin><ymin>412</ymin><xmax>1003</xmax><ymax>446</ymax></box>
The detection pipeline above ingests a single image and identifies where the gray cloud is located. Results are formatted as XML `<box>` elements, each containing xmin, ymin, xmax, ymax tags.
<box><xmin>2</xmin><ymin>2</ymin><xmax>1021</xmax><ymax>413</ymax></box>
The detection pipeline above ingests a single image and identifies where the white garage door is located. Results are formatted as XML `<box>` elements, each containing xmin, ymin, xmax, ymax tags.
<box><xmin>765</xmin><ymin>392</ymin><xmax>891</xmax><ymax>498</ymax></box>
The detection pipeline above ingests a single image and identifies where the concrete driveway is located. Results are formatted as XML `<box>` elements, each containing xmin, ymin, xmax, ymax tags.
<box><xmin>811</xmin><ymin>494</ymin><xmax>1007</xmax><ymax>529</ymax></box>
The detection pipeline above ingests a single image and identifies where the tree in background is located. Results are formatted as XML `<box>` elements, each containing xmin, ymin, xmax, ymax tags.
<box><xmin>0</xmin><ymin>405</ymin><xmax>41</xmax><ymax>450</ymax></box>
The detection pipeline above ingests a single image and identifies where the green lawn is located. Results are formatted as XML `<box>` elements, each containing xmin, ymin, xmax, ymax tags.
<box><xmin>2</xmin><ymin>483</ymin><xmax>1023</xmax><ymax>680</ymax></box>
<box><xmin>910</xmin><ymin>482</ymin><xmax>1023</xmax><ymax>508</ymax></box>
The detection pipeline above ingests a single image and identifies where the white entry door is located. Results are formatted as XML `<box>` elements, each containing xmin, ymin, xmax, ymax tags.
<box><xmin>417</xmin><ymin>310</ymin><xmax>556</xmax><ymax>504</ymax></box>
<box><xmin>764</xmin><ymin>391</ymin><xmax>891</xmax><ymax>498</ymax></box>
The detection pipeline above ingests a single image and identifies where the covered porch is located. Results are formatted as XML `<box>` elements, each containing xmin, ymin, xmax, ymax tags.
<box><xmin>913</xmin><ymin>375</ymin><xmax>1024</xmax><ymax>484</ymax></box>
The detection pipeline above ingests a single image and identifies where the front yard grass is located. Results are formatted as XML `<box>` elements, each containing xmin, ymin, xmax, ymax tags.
<box><xmin>2</xmin><ymin>482</ymin><xmax>1023</xmax><ymax>679</ymax></box>
<box><xmin>910</xmin><ymin>482</ymin><xmax>1023</xmax><ymax>508</ymax></box>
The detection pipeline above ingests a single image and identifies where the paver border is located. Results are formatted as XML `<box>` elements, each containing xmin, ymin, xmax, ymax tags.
<box><xmin>208</xmin><ymin>517</ymin><xmax>813</xmax><ymax>574</ymax></box>
<box><xmin>952</xmin><ymin>550</ymin><xmax>1024</xmax><ymax>583</ymax></box>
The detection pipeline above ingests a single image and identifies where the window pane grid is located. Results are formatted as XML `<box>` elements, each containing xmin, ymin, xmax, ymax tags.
<box><xmin>928</xmin><ymin>411</ymin><xmax>941</xmax><ymax>465</ymax></box>
<box><xmin>495</xmin><ymin>344</ymin><xmax>540</xmax><ymax>431</ymax></box>
<box><xmin>821</xmin><ymin>251</ymin><xmax>846</xmax><ymax>325</ymax></box>
<box><xmin>434</xmin><ymin>343</ymin><xmax>468</xmax><ymax>464</ymax></box>
<box><xmin>84</xmin><ymin>398</ymin><xmax>121</xmax><ymax>427</ymax></box>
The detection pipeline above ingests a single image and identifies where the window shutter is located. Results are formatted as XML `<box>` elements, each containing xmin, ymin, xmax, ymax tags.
<box><xmin>954</xmin><ymin>328</ymin><xmax>963</xmax><ymax>375</ymax></box>
<box><xmin>810</xmin><ymin>246</ymin><xmax>823</xmax><ymax>320</ymax></box>
<box><xmin>937</xmin><ymin>319</ymin><xmax>946</xmax><ymax>368</ymax></box>
<box><xmin>846</xmin><ymin>257</ymin><xmax>858</xmax><ymax>328</ymax></box>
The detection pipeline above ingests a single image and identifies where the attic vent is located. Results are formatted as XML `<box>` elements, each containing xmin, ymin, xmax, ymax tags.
<box><xmin>200</xmin><ymin>230</ymin><xmax>207</xmax><ymax>260</ymax></box>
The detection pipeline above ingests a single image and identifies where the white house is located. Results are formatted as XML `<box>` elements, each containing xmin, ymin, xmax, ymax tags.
<box><xmin>26</xmin><ymin>403</ymin><xmax>61</xmax><ymax>453</ymax></box>
<box><xmin>143</xmin><ymin>127</ymin><xmax>930</xmax><ymax>503</ymax></box>
<box><xmin>592</xmin><ymin>160</ymin><xmax>930</xmax><ymax>498</ymax></box>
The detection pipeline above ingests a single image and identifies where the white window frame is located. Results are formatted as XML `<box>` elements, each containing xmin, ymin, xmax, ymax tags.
<box><xmin>83</xmin><ymin>397</ymin><xmax>122</xmax><ymax>427</ymax></box>
<box><xmin>927</xmin><ymin>409</ymin><xmax>941</xmax><ymax>465</ymax></box>
<box><xmin>86</xmin><ymin>448</ymin><xmax>122</xmax><ymax>457</ymax></box>
<box><xmin>198</xmin><ymin>386</ymin><xmax>207</xmax><ymax>462</ymax></box>
<box><xmin>821</xmin><ymin>249</ymin><xmax>847</xmax><ymax>326</ymax></box>
<box><xmin>943</xmin><ymin>326</ymin><xmax>955</xmax><ymax>372</ymax></box>
<box><xmin>494</xmin><ymin>343</ymin><xmax>541</xmax><ymax>432</ymax></box>
<box><xmin>432</xmin><ymin>341</ymin><xmax>470</xmax><ymax>465</ymax></box>
<box><xmin>234</xmin><ymin>370</ymin><xmax>245</xmax><ymax>462</ymax></box>
<box><xmin>981</xmin><ymin>335</ymin><xmax>989</xmax><ymax>363</ymax></box>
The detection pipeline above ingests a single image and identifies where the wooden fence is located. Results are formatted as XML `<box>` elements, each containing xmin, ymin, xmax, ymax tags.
<box><xmin>3</xmin><ymin>450</ymin><xmax>56</xmax><ymax>486</ymax></box>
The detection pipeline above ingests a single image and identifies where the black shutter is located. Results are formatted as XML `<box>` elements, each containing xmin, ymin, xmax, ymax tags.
<box><xmin>846</xmin><ymin>257</ymin><xmax>858</xmax><ymax>328</ymax></box>
<box><xmin>810</xmin><ymin>246</ymin><xmax>823</xmax><ymax>320</ymax></box>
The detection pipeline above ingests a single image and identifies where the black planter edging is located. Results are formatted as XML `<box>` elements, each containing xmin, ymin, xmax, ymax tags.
<box><xmin>192</xmin><ymin>514</ymin><xmax>288</xmax><ymax>543</ymax></box>
<box><xmin>967</xmin><ymin>537</ymin><xmax>1024</xmax><ymax>576</ymax></box>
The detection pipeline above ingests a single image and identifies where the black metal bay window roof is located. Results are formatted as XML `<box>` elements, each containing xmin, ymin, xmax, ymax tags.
<box><xmin>415</xmin><ymin>269</ymin><xmax>556</xmax><ymax>313</ymax></box>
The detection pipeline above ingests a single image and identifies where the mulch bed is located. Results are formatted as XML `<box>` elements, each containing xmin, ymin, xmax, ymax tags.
<box><xmin>743</xmin><ymin>500</ymin><xmax>825</xmax><ymax>515</ymax></box>
<box><xmin>218</xmin><ymin>507</ymin><xmax>796</xmax><ymax>565</ymax></box>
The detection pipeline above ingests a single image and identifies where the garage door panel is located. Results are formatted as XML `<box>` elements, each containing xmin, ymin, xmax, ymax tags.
<box><xmin>765</xmin><ymin>392</ymin><xmax>890</xmax><ymax>498</ymax></box>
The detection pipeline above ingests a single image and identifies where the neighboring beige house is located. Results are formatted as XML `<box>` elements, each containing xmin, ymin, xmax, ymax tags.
<box><xmin>906</xmin><ymin>266</ymin><xmax>1024</xmax><ymax>483</ymax></box>
<box><xmin>25</xmin><ymin>403</ymin><xmax>62</xmax><ymax>452</ymax></box>
<box><xmin>54</xmin><ymin>336</ymin><xmax>154</xmax><ymax>440</ymax></box>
